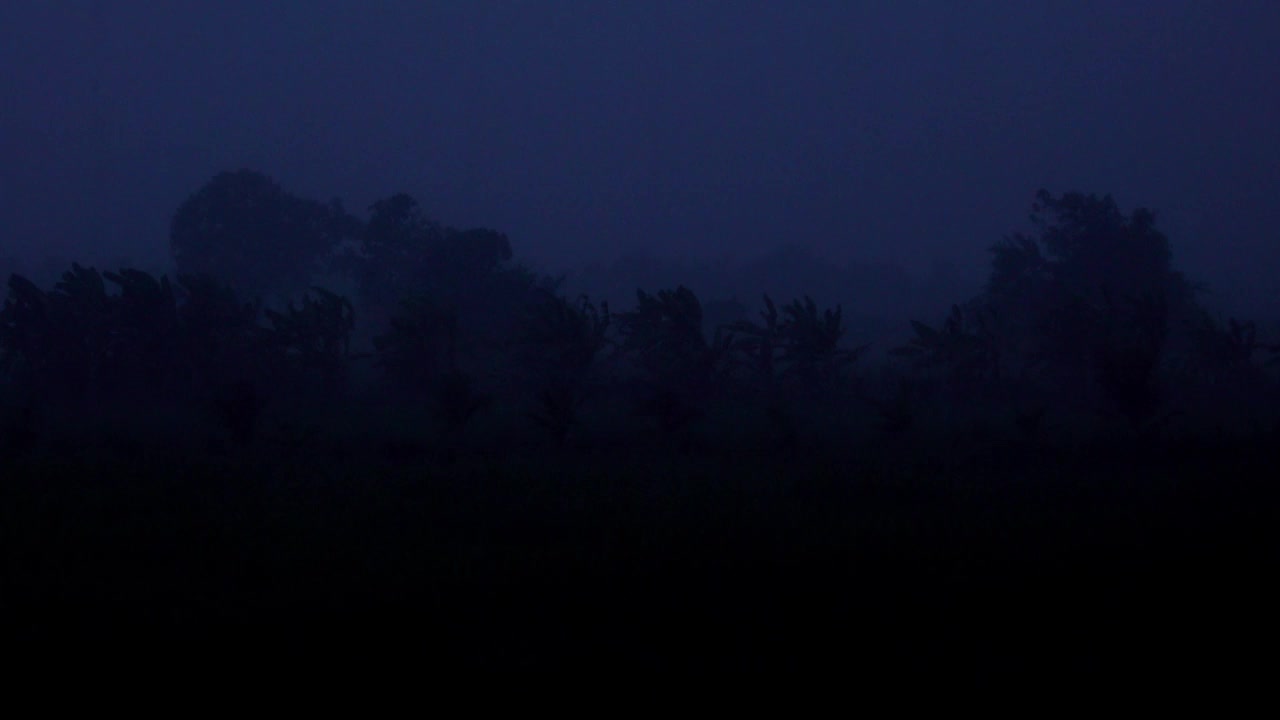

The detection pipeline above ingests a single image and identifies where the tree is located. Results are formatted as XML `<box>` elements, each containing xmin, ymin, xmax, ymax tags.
<box><xmin>775</xmin><ymin>295</ymin><xmax>865</xmax><ymax>390</ymax></box>
<box><xmin>170</xmin><ymin>169</ymin><xmax>359</xmax><ymax>302</ymax></box>
<box><xmin>614</xmin><ymin>286</ymin><xmax>733</xmax><ymax>436</ymax></box>
<box><xmin>977</xmin><ymin>189</ymin><xmax>1202</xmax><ymax>417</ymax></box>
<box><xmin>516</xmin><ymin>290</ymin><xmax>611</xmax><ymax>446</ymax></box>
<box><xmin>346</xmin><ymin>193</ymin><xmax>443</xmax><ymax>311</ymax></box>
<box><xmin>983</xmin><ymin>190</ymin><xmax>1192</xmax><ymax>371</ymax></box>
<box><xmin>373</xmin><ymin>295</ymin><xmax>460</xmax><ymax>398</ymax></box>
<box><xmin>891</xmin><ymin>303</ymin><xmax>999</xmax><ymax>391</ymax></box>
<box><xmin>0</xmin><ymin>264</ymin><xmax>115</xmax><ymax>403</ymax></box>
<box><xmin>263</xmin><ymin>287</ymin><xmax>356</xmax><ymax>393</ymax></box>
<box><xmin>341</xmin><ymin>193</ymin><xmax>515</xmax><ymax>311</ymax></box>
<box><xmin>731</xmin><ymin>295</ymin><xmax>865</xmax><ymax>391</ymax></box>
<box><xmin>986</xmin><ymin>190</ymin><xmax>1195</xmax><ymax>315</ymax></box>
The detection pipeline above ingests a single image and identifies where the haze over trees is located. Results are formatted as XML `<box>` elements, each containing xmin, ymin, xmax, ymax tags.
<box><xmin>3</xmin><ymin>170</ymin><xmax>1276</xmax><ymax>677</ymax></box>
<box><xmin>7</xmin><ymin>167</ymin><xmax>1275</xmax><ymax>454</ymax></box>
<box><xmin>170</xmin><ymin>169</ymin><xmax>361</xmax><ymax>303</ymax></box>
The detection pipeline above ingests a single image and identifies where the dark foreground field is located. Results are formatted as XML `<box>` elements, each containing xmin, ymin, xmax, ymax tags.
<box><xmin>2</xmin><ymin>416</ymin><xmax>1275</xmax><ymax>682</ymax></box>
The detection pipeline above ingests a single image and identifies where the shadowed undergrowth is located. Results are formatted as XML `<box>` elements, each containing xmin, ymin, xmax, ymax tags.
<box><xmin>2</xmin><ymin>423</ymin><xmax>1274</xmax><ymax>680</ymax></box>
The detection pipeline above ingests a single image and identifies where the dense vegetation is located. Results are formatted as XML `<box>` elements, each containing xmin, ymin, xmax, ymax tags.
<box><xmin>2</xmin><ymin>171</ymin><xmax>1276</xmax><ymax>678</ymax></box>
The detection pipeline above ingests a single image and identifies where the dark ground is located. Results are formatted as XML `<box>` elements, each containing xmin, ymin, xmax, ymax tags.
<box><xmin>3</xmin><ymin>412</ymin><xmax>1275</xmax><ymax>681</ymax></box>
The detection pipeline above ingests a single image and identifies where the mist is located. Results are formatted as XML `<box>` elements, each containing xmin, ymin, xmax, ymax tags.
<box><xmin>3</xmin><ymin>1</ymin><xmax>1278</xmax><ymax>678</ymax></box>
<box><xmin>3</xmin><ymin>1</ymin><xmax>1279</xmax><ymax>316</ymax></box>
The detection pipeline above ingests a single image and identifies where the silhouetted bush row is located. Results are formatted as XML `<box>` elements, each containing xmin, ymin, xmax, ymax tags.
<box><xmin>4</xmin><ymin>180</ymin><xmax>1280</xmax><ymax>460</ymax></box>
<box><xmin>4</xmin><ymin>175</ymin><xmax>1279</xmax><ymax>677</ymax></box>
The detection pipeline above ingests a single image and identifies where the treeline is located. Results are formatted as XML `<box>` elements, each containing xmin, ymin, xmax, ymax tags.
<box><xmin>3</xmin><ymin>173</ymin><xmax>1280</xmax><ymax>459</ymax></box>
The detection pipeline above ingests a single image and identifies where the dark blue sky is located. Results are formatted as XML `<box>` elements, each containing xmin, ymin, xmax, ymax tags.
<box><xmin>2</xmin><ymin>1</ymin><xmax>1278</xmax><ymax>312</ymax></box>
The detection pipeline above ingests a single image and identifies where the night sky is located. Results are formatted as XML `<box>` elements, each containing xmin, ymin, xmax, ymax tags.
<box><xmin>2</xmin><ymin>1</ymin><xmax>1278</xmax><ymax>314</ymax></box>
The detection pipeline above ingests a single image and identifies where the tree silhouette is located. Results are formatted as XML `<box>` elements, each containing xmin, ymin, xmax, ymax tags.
<box><xmin>1094</xmin><ymin>288</ymin><xmax>1168</xmax><ymax>429</ymax></box>
<box><xmin>776</xmin><ymin>295</ymin><xmax>865</xmax><ymax>390</ymax></box>
<box><xmin>171</xmin><ymin>169</ymin><xmax>359</xmax><ymax>302</ymax></box>
<box><xmin>0</xmin><ymin>264</ymin><xmax>115</xmax><ymax>403</ymax></box>
<box><xmin>978</xmin><ymin>190</ymin><xmax>1200</xmax><ymax>407</ymax></box>
<box><xmin>517</xmin><ymin>290</ymin><xmax>611</xmax><ymax>445</ymax></box>
<box><xmin>346</xmin><ymin>193</ymin><xmax>443</xmax><ymax>312</ymax></box>
<box><xmin>731</xmin><ymin>294</ymin><xmax>865</xmax><ymax>391</ymax></box>
<box><xmin>615</xmin><ymin>286</ymin><xmax>733</xmax><ymax>436</ymax></box>
<box><xmin>2</xmin><ymin>264</ymin><xmax>247</xmax><ymax>407</ymax></box>
<box><xmin>728</xmin><ymin>295</ymin><xmax>784</xmax><ymax>388</ymax></box>
<box><xmin>373</xmin><ymin>295</ymin><xmax>460</xmax><ymax>397</ymax></box>
<box><xmin>372</xmin><ymin>294</ymin><xmax>494</xmax><ymax>445</ymax></box>
<box><xmin>891</xmin><ymin>303</ymin><xmax>999</xmax><ymax>391</ymax></box>
<box><xmin>101</xmin><ymin>268</ymin><xmax>181</xmax><ymax>390</ymax></box>
<box><xmin>173</xmin><ymin>273</ymin><xmax>272</xmax><ymax>442</ymax></box>
<box><xmin>264</xmin><ymin>287</ymin><xmax>356</xmax><ymax>393</ymax></box>
<box><xmin>342</xmin><ymin>193</ymin><xmax>515</xmax><ymax>312</ymax></box>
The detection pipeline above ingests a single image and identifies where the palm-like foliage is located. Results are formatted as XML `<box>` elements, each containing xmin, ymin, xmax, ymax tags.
<box><xmin>264</xmin><ymin>287</ymin><xmax>356</xmax><ymax>391</ymax></box>
<box><xmin>373</xmin><ymin>295</ymin><xmax>490</xmax><ymax>439</ymax></box>
<box><xmin>101</xmin><ymin>269</ymin><xmax>180</xmax><ymax>386</ymax></box>
<box><xmin>0</xmin><ymin>265</ymin><xmax>120</xmax><ymax>401</ymax></box>
<box><xmin>0</xmin><ymin>273</ymin><xmax>51</xmax><ymax>385</ymax></box>
<box><xmin>2</xmin><ymin>265</ymin><xmax>273</xmax><ymax>417</ymax></box>
<box><xmin>777</xmin><ymin>296</ymin><xmax>865</xmax><ymax>388</ymax></box>
<box><xmin>615</xmin><ymin>286</ymin><xmax>733</xmax><ymax>434</ymax></box>
<box><xmin>729</xmin><ymin>294</ymin><xmax>865</xmax><ymax>389</ymax></box>
<box><xmin>51</xmin><ymin>264</ymin><xmax>117</xmax><ymax>395</ymax></box>
<box><xmin>518</xmin><ymin>291</ymin><xmax>611</xmax><ymax>445</ymax></box>
<box><xmin>520</xmin><ymin>291</ymin><xmax>611</xmax><ymax>382</ymax></box>
<box><xmin>892</xmin><ymin>304</ymin><xmax>999</xmax><ymax>389</ymax></box>
<box><xmin>615</xmin><ymin>287</ymin><xmax>710</xmax><ymax>378</ymax></box>
<box><xmin>987</xmin><ymin>233</ymin><xmax>1049</xmax><ymax>298</ymax></box>
<box><xmin>727</xmin><ymin>294</ymin><xmax>784</xmax><ymax>386</ymax></box>
<box><xmin>174</xmin><ymin>273</ymin><xmax>268</xmax><ymax>394</ymax></box>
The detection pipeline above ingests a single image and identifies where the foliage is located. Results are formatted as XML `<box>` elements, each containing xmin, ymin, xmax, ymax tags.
<box><xmin>173</xmin><ymin>273</ymin><xmax>269</xmax><ymax>395</ymax></box>
<box><xmin>1026</xmin><ymin>189</ymin><xmax>1173</xmax><ymax>300</ymax></box>
<box><xmin>170</xmin><ymin>169</ymin><xmax>359</xmax><ymax>301</ymax></box>
<box><xmin>517</xmin><ymin>290</ymin><xmax>611</xmax><ymax>445</ymax></box>
<box><xmin>0</xmin><ymin>264</ymin><xmax>133</xmax><ymax>401</ymax></box>
<box><xmin>1176</xmin><ymin>313</ymin><xmax>1272</xmax><ymax>387</ymax></box>
<box><xmin>1093</xmin><ymin>289</ymin><xmax>1169</xmax><ymax>428</ymax></box>
<box><xmin>728</xmin><ymin>294</ymin><xmax>784</xmax><ymax>386</ymax></box>
<box><xmin>373</xmin><ymin>295</ymin><xmax>460</xmax><ymax>398</ymax></box>
<box><xmin>615</xmin><ymin>286</ymin><xmax>722</xmax><ymax>384</ymax></box>
<box><xmin>0</xmin><ymin>263</ymin><xmax>359</xmax><ymax>444</ymax></box>
<box><xmin>776</xmin><ymin>295</ymin><xmax>866</xmax><ymax>388</ymax></box>
<box><xmin>101</xmin><ymin>268</ymin><xmax>181</xmax><ymax>384</ymax></box>
<box><xmin>891</xmin><ymin>303</ymin><xmax>1000</xmax><ymax>390</ymax></box>
<box><xmin>344</xmin><ymin>193</ymin><xmax>444</xmax><ymax>310</ymax></box>
<box><xmin>432</xmin><ymin>368</ymin><xmax>490</xmax><ymax>440</ymax></box>
<box><xmin>341</xmin><ymin>192</ymin><xmax>515</xmax><ymax>315</ymax></box>
<box><xmin>432</xmin><ymin>227</ymin><xmax>514</xmax><ymax>294</ymax></box>
<box><xmin>614</xmin><ymin>286</ymin><xmax>733</xmax><ymax>434</ymax></box>
<box><xmin>730</xmin><ymin>294</ymin><xmax>865</xmax><ymax>392</ymax></box>
<box><xmin>974</xmin><ymin>190</ymin><xmax>1205</xmax><ymax>408</ymax></box>
<box><xmin>0</xmin><ymin>273</ymin><xmax>53</xmax><ymax>387</ymax></box>
<box><xmin>264</xmin><ymin>287</ymin><xmax>356</xmax><ymax>392</ymax></box>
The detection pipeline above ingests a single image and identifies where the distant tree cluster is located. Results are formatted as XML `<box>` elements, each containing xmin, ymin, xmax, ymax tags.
<box><xmin>893</xmin><ymin>190</ymin><xmax>1278</xmax><ymax>431</ymax></box>
<box><xmin>4</xmin><ymin>174</ymin><xmax>1279</xmax><ymax>458</ymax></box>
<box><xmin>170</xmin><ymin>169</ymin><xmax>360</xmax><ymax>302</ymax></box>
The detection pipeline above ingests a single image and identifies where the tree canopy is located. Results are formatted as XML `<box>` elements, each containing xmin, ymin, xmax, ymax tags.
<box><xmin>170</xmin><ymin>169</ymin><xmax>359</xmax><ymax>301</ymax></box>
<box><xmin>986</xmin><ymin>189</ymin><xmax>1188</xmax><ymax>309</ymax></box>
